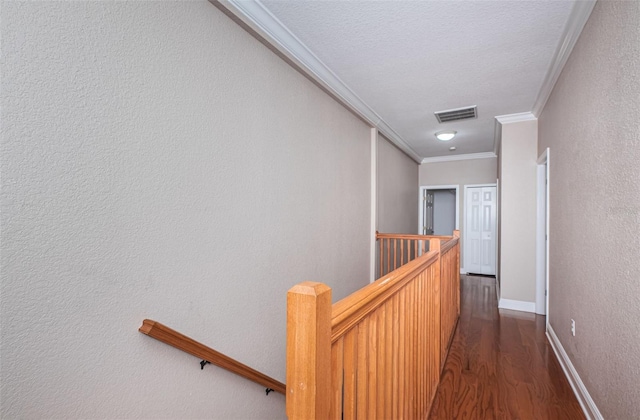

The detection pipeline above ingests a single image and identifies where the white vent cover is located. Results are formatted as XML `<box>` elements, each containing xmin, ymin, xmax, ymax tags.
<box><xmin>434</xmin><ymin>106</ymin><xmax>477</xmax><ymax>123</ymax></box>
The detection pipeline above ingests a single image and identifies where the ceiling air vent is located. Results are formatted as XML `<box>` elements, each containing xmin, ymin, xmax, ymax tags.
<box><xmin>434</xmin><ymin>106</ymin><xmax>477</xmax><ymax>123</ymax></box>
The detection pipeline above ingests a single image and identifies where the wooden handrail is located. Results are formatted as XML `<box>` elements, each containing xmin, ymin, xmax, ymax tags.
<box><xmin>376</xmin><ymin>232</ymin><xmax>454</xmax><ymax>240</ymax></box>
<box><xmin>440</xmin><ymin>236</ymin><xmax>459</xmax><ymax>253</ymax></box>
<box><xmin>139</xmin><ymin>319</ymin><xmax>286</xmax><ymax>395</ymax></box>
<box><xmin>331</xmin><ymin>250</ymin><xmax>439</xmax><ymax>341</ymax></box>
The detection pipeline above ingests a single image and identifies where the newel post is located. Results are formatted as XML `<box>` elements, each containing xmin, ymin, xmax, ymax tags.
<box><xmin>286</xmin><ymin>282</ymin><xmax>332</xmax><ymax>420</ymax></box>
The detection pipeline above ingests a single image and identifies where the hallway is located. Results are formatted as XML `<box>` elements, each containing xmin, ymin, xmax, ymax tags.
<box><xmin>429</xmin><ymin>275</ymin><xmax>585</xmax><ymax>419</ymax></box>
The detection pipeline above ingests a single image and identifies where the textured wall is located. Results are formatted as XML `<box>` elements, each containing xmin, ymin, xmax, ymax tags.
<box><xmin>0</xmin><ymin>2</ymin><xmax>372</xmax><ymax>418</ymax></box>
<box><xmin>377</xmin><ymin>136</ymin><xmax>418</xmax><ymax>234</ymax></box>
<box><xmin>419</xmin><ymin>157</ymin><xmax>497</xmax><ymax>269</ymax></box>
<box><xmin>538</xmin><ymin>1</ymin><xmax>640</xmax><ymax>418</ymax></box>
<box><xmin>499</xmin><ymin>120</ymin><xmax>538</xmax><ymax>304</ymax></box>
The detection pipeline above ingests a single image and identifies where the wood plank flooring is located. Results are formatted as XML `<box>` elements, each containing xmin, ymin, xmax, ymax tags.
<box><xmin>429</xmin><ymin>275</ymin><xmax>585</xmax><ymax>419</ymax></box>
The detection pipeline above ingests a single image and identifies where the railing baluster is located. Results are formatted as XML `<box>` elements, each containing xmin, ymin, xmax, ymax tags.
<box><xmin>330</xmin><ymin>338</ymin><xmax>344</xmax><ymax>419</ymax></box>
<box><xmin>368</xmin><ymin>315</ymin><xmax>377</xmax><ymax>416</ymax></box>
<box><xmin>343</xmin><ymin>328</ymin><xmax>357</xmax><ymax>420</ymax></box>
<box><xmin>356</xmin><ymin>319</ymin><xmax>369</xmax><ymax>420</ymax></box>
<box><xmin>398</xmin><ymin>288</ymin><xmax>406</xmax><ymax>419</ymax></box>
<box><xmin>376</xmin><ymin>306</ymin><xmax>385</xmax><ymax>419</ymax></box>
<box><xmin>386</xmin><ymin>239</ymin><xmax>390</xmax><ymax>277</ymax></box>
<box><xmin>379</xmin><ymin>238</ymin><xmax>384</xmax><ymax>278</ymax></box>
<box><xmin>393</xmin><ymin>239</ymin><xmax>397</xmax><ymax>271</ymax></box>
<box><xmin>418</xmin><ymin>271</ymin><xmax>424</xmax><ymax>417</ymax></box>
<box><xmin>391</xmin><ymin>294</ymin><xmax>399</xmax><ymax>420</ymax></box>
<box><xmin>385</xmin><ymin>299</ymin><xmax>393</xmax><ymax>420</ymax></box>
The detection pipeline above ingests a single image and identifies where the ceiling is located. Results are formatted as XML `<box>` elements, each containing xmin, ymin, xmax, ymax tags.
<box><xmin>216</xmin><ymin>0</ymin><xmax>594</xmax><ymax>162</ymax></box>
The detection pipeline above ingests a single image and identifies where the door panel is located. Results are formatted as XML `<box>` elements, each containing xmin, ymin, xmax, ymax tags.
<box><xmin>471</xmin><ymin>238</ymin><xmax>480</xmax><ymax>265</ymax></box>
<box><xmin>465</xmin><ymin>186</ymin><xmax>496</xmax><ymax>275</ymax></box>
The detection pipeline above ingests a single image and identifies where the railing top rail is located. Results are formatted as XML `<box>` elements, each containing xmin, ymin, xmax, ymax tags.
<box><xmin>331</xmin><ymin>250</ymin><xmax>440</xmax><ymax>341</ymax></box>
<box><xmin>441</xmin><ymin>236</ymin><xmax>459</xmax><ymax>253</ymax></box>
<box><xmin>139</xmin><ymin>319</ymin><xmax>286</xmax><ymax>395</ymax></box>
<box><xmin>376</xmin><ymin>232</ymin><xmax>454</xmax><ymax>240</ymax></box>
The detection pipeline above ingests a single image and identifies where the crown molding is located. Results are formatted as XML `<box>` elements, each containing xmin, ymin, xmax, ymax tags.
<box><xmin>495</xmin><ymin>112</ymin><xmax>537</xmax><ymax>125</ymax></box>
<box><xmin>531</xmin><ymin>0</ymin><xmax>596</xmax><ymax>117</ymax></box>
<box><xmin>212</xmin><ymin>0</ymin><xmax>423</xmax><ymax>163</ymax></box>
<box><xmin>421</xmin><ymin>152</ymin><xmax>496</xmax><ymax>164</ymax></box>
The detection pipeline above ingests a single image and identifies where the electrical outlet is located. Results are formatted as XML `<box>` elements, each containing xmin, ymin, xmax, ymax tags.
<box><xmin>571</xmin><ymin>319</ymin><xmax>576</xmax><ymax>336</ymax></box>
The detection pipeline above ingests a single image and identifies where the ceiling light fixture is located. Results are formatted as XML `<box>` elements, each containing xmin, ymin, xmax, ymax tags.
<box><xmin>435</xmin><ymin>130</ymin><xmax>456</xmax><ymax>141</ymax></box>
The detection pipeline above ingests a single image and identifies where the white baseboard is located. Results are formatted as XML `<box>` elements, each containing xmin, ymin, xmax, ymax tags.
<box><xmin>498</xmin><ymin>298</ymin><xmax>535</xmax><ymax>313</ymax></box>
<box><xmin>546</xmin><ymin>325</ymin><xmax>603</xmax><ymax>420</ymax></box>
<box><xmin>460</xmin><ymin>267</ymin><xmax>466</xmax><ymax>274</ymax></box>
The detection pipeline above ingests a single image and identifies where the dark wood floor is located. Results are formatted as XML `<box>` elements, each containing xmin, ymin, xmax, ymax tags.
<box><xmin>429</xmin><ymin>275</ymin><xmax>585</xmax><ymax>420</ymax></box>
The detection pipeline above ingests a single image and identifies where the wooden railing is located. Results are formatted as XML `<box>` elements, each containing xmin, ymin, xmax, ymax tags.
<box><xmin>286</xmin><ymin>231</ymin><xmax>460</xmax><ymax>419</ymax></box>
<box><xmin>378</xmin><ymin>231</ymin><xmax>461</xmax><ymax>367</ymax></box>
<box><xmin>139</xmin><ymin>319</ymin><xmax>286</xmax><ymax>395</ymax></box>
<box><xmin>376</xmin><ymin>232</ymin><xmax>458</xmax><ymax>278</ymax></box>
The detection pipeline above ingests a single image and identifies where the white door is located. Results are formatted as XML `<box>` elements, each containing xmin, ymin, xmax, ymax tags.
<box><xmin>465</xmin><ymin>186</ymin><xmax>497</xmax><ymax>275</ymax></box>
<box><xmin>432</xmin><ymin>189</ymin><xmax>456</xmax><ymax>235</ymax></box>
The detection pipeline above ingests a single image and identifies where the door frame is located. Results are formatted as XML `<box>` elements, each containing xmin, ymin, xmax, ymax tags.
<box><xmin>463</xmin><ymin>183</ymin><xmax>498</xmax><ymax>275</ymax></box>
<box><xmin>418</xmin><ymin>185</ymin><xmax>459</xmax><ymax>235</ymax></box>
<box><xmin>536</xmin><ymin>148</ymin><xmax>550</xmax><ymax>318</ymax></box>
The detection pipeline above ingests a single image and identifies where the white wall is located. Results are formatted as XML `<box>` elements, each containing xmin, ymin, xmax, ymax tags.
<box><xmin>432</xmin><ymin>190</ymin><xmax>456</xmax><ymax>236</ymax></box>
<box><xmin>498</xmin><ymin>119</ymin><xmax>538</xmax><ymax>305</ymax></box>
<box><xmin>419</xmin><ymin>157</ymin><xmax>497</xmax><ymax>268</ymax></box>
<box><xmin>538</xmin><ymin>1</ymin><xmax>640</xmax><ymax>417</ymax></box>
<box><xmin>0</xmin><ymin>2</ymin><xmax>372</xmax><ymax>418</ymax></box>
<box><xmin>377</xmin><ymin>135</ymin><xmax>419</xmax><ymax>234</ymax></box>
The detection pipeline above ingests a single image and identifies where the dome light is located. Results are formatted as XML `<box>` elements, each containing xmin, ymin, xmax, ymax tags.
<box><xmin>435</xmin><ymin>130</ymin><xmax>457</xmax><ymax>141</ymax></box>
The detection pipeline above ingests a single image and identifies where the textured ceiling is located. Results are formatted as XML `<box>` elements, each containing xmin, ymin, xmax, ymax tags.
<box><xmin>259</xmin><ymin>0</ymin><xmax>576</xmax><ymax>159</ymax></box>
